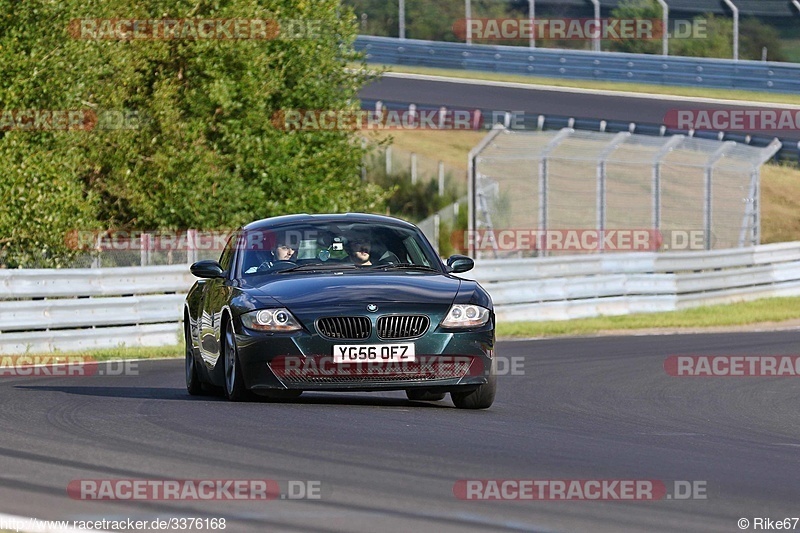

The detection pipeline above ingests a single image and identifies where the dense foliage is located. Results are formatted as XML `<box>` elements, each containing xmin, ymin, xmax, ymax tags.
<box><xmin>0</xmin><ymin>0</ymin><xmax>388</xmax><ymax>267</ymax></box>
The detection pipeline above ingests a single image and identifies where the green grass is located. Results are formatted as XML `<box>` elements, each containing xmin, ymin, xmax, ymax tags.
<box><xmin>9</xmin><ymin>344</ymin><xmax>183</xmax><ymax>362</ymax></box>
<box><xmin>497</xmin><ymin>296</ymin><xmax>800</xmax><ymax>338</ymax></box>
<box><xmin>364</xmin><ymin>63</ymin><xmax>800</xmax><ymax>106</ymax></box>
<box><xmin>4</xmin><ymin>297</ymin><xmax>800</xmax><ymax>359</ymax></box>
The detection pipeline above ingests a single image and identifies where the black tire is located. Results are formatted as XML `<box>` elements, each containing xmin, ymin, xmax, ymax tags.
<box><xmin>185</xmin><ymin>325</ymin><xmax>203</xmax><ymax>396</ymax></box>
<box><xmin>257</xmin><ymin>390</ymin><xmax>303</xmax><ymax>401</ymax></box>
<box><xmin>406</xmin><ymin>390</ymin><xmax>446</xmax><ymax>401</ymax></box>
<box><xmin>223</xmin><ymin>318</ymin><xmax>252</xmax><ymax>402</ymax></box>
<box><xmin>451</xmin><ymin>359</ymin><xmax>496</xmax><ymax>410</ymax></box>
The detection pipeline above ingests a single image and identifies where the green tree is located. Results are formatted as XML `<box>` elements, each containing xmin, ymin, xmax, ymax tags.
<box><xmin>740</xmin><ymin>17</ymin><xmax>787</xmax><ymax>62</ymax></box>
<box><xmin>0</xmin><ymin>0</ymin><xmax>388</xmax><ymax>267</ymax></box>
<box><xmin>671</xmin><ymin>14</ymin><xmax>733</xmax><ymax>59</ymax></box>
<box><xmin>608</xmin><ymin>0</ymin><xmax>663</xmax><ymax>55</ymax></box>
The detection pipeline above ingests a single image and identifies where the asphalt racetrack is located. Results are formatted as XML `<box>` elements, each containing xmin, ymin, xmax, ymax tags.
<box><xmin>1</xmin><ymin>331</ymin><xmax>799</xmax><ymax>532</ymax></box>
<box><xmin>359</xmin><ymin>74</ymin><xmax>800</xmax><ymax>144</ymax></box>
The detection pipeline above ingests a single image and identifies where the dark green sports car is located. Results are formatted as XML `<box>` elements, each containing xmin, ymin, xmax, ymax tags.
<box><xmin>184</xmin><ymin>213</ymin><xmax>496</xmax><ymax>409</ymax></box>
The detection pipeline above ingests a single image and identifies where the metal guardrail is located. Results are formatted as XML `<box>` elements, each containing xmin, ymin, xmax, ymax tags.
<box><xmin>355</xmin><ymin>36</ymin><xmax>800</xmax><ymax>94</ymax></box>
<box><xmin>0</xmin><ymin>265</ymin><xmax>194</xmax><ymax>354</ymax></box>
<box><xmin>467</xmin><ymin>241</ymin><xmax>800</xmax><ymax>322</ymax></box>
<box><xmin>361</xmin><ymin>98</ymin><xmax>800</xmax><ymax>163</ymax></box>
<box><xmin>2</xmin><ymin>242</ymin><xmax>800</xmax><ymax>353</ymax></box>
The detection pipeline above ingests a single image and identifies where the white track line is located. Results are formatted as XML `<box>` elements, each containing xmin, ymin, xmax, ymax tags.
<box><xmin>380</xmin><ymin>71</ymin><xmax>800</xmax><ymax>109</ymax></box>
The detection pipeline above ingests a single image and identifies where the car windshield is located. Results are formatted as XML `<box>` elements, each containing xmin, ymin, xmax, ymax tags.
<box><xmin>237</xmin><ymin>221</ymin><xmax>442</xmax><ymax>276</ymax></box>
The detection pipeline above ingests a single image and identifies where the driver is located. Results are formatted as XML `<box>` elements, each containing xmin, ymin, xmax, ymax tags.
<box><xmin>345</xmin><ymin>236</ymin><xmax>372</xmax><ymax>267</ymax></box>
<box><xmin>244</xmin><ymin>239</ymin><xmax>297</xmax><ymax>274</ymax></box>
<box><xmin>271</xmin><ymin>242</ymin><xmax>297</xmax><ymax>262</ymax></box>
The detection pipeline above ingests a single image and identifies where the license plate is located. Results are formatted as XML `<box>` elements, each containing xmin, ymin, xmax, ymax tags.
<box><xmin>333</xmin><ymin>343</ymin><xmax>415</xmax><ymax>363</ymax></box>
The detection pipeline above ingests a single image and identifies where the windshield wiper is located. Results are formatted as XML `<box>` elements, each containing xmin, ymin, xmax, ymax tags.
<box><xmin>368</xmin><ymin>263</ymin><xmax>439</xmax><ymax>272</ymax></box>
<box><xmin>276</xmin><ymin>263</ymin><xmax>358</xmax><ymax>273</ymax></box>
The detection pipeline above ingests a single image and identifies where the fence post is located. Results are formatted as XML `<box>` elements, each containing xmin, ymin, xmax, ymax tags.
<box><xmin>411</xmin><ymin>153</ymin><xmax>417</xmax><ymax>184</ymax></box>
<box><xmin>438</xmin><ymin>161</ymin><xmax>445</xmax><ymax>195</ymax></box>
<box><xmin>655</xmin><ymin>0</ymin><xmax>669</xmax><ymax>56</ymax></box>
<box><xmin>465</xmin><ymin>0</ymin><xmax>472</xmax><ymax>45</ymax></box>
<box><xmin>597</xmin><ymin>132</ymin><xmax>631</xmax><ymax>251</ymax></box>
<box><xmin>386</xmin><ymin>145</ymin><xmax>392</xmax><ymax>175</ymax></box>
<box><xmin>140</xmin><ymin>233</ymin><xmax>150</xmax><ymax>266</ymax></box>
<box><xmin>529</xmin><ymin>0</ymin><xmax>536</xmax><ymax>48</ymax></box>
<box><xmin>722</xmin><ymin>0</ymin><xmax>739</xmax><ymax>61</ymax></box>
<box><xmin>704</xmin><ymin>141</ymin><xmax>736</xmax><ymax>250</ymax></box>
<box><xmin>433</xmin><ymin>213</ymin><xmax>440</xmax><ymax>254</ymax></box>
<box><xmin>187</xmin><ymin>229</ymin><xmax>198</xmax><ymax>265</ymax></box>
<box><xmin>652</xmin><ymin>135</ymin><xmax>685</xmax><ymax>236</ymax></box>
<box><xmin>399</xmin><ymin>0</ymin><xmax>406</xmax><ymax>39</ymax></box>
<box><xmin>468</xmin><ymin>125</ymin><xmax>505</xmax><ymax>257</ymax></box>
<box><xmin>589</xmin><ymin>0</ymin><xmax>600</xmax><ymax>52</ymax></box>
<box><xmin>539</xmin><ymin>129</ymin><xmax>574</xmax><ymax>256</ymax></box>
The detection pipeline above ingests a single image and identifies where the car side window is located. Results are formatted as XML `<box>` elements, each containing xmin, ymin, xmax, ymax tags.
<box><xmin>218</xmin><ymin>233</ymin><xmax>237</xmax><ymax>273</ymax></box>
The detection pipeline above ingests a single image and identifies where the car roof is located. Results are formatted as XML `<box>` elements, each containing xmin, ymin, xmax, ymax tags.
<box><xmin>242</xmin><ymin>213</ymin><xmax>419</xmax><ymax>232</ymax></box>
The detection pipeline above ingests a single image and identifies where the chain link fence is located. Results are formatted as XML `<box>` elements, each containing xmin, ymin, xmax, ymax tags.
<box><xmin>469</xmin><ymin>127</ymin><xmax>781</xmax><ymax>259</ymax></box>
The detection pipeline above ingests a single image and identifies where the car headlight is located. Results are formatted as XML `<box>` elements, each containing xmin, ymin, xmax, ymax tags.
<box><xmin>240</xmin><ymin>308</ymin><xmax>302</xmax><ymax>332</ymax></box>
<box><xmin>441</xmin><ymin>304</ymin><xmax>490</xmax><ymax>328</ymax></box>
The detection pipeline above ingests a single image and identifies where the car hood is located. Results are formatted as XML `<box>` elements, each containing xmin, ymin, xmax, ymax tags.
<box><xmin>246</xmin><ymin>272</ymin><xmax>461</xmax><ymax>311</ymax></box>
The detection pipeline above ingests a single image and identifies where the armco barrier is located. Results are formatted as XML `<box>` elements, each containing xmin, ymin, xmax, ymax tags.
<box><xmin>2</xmin><ymin>242</ymin><xmax>800</xmax><ymax>354</ymax></box>
<box><xmin>0</xmin><ymin>265</ymin><xmax>194</xmax><ymax>355</ymax></box>
<box><xmin>360</xmin><ymin>98</ymin><xmax>800</xmax><ymax>162</ymax></box>
<box><xmin>466</xmin><ymin>241</ymin><xmax>800</xmax><ymax>322</ymax></box>
<box><xmin>355</xmin><ymin>36</ymin><xmax>800</xmax><ymax>94</ymax></box>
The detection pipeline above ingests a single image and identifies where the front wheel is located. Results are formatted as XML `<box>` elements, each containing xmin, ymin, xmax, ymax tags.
<box><xmin>223</xmin><ymin>318</ymin><xmax>251</xmax><ymax>402</ymax></box>
<box><xmin>185</xmin><ymin>325</ymin><xmax>203</xmax><ymax>396</ymax></box>
<box><xmin>451</xmin><ymin>359</ymin><xmax>496</xmax><ymax>410</ymax></box>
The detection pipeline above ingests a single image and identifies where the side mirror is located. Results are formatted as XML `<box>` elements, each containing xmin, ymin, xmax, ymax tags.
<box><xmin>447</xmin><ymin>254</ymin><xmax>474</xmax><ymax>274</ymax></box>
<box><xmin>190</xmin><ymin>260</ymin><xmax>224</xmax><ymax>279</ymax></box>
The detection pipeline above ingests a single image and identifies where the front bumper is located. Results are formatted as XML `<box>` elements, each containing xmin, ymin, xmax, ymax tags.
<box><xmin>234</xmin><ymin>323</ymin><xmax>494</xmax><ymax>393</ymax></box>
